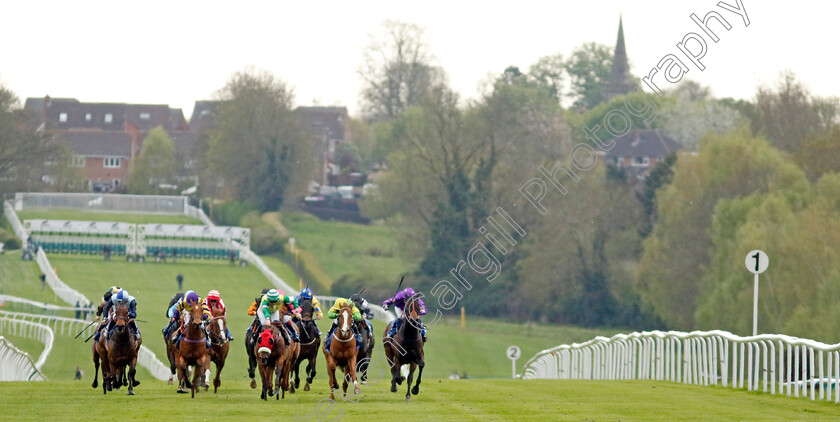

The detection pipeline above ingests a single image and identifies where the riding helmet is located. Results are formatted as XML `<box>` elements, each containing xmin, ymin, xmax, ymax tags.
<box><xmin>300</xmin><ymin>288</ymin><xmax>312</xmax><ymax>299</ymax></box>
<box><xmin>266</xmin><ymin>289</ymin><xmax>280</xmax><ymax>302</ymax></box>
<box><xmin>185</xmin><ymin>290</ymin><xmax>199</xmax><ymax>304</ymax></box>
<box><xmin>207</xmin><ymin>290</ymin><xmax>220</xmax><ymax>301</ymax></box>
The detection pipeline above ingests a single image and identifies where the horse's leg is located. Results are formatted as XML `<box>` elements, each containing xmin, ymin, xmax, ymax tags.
<box><xmin>176</xmin><ymin>356</ymin><xmax>188</xmax><ymax>393</ymax></box>
<box><xmin>342</xmin><ymin>366</ymin><xmax>348</xmax><ymax>396</ymax></box>
<box><xmin>259</xmin><ymin>365</ymin><xmax>268</xmax><ymax>400</ymax></box>
<box><xmin>348</xmin><ymin>355</ymin><xmax>360</xmax><ymax>395</ymax></box>
<box><xmin>293</xmin><ymin>357</ymin><xmax>301</xmax><ymax>390</ymax></box>
<box><xmin>248</xmin><ymin>348</ymin><xmax>258</xmax><ymax>389</ymax></box>
<box><xmin>405</xmin><ymin>363</ymin><xmax>417</xmax><ymax>401</ymax></box>
<box><xmin>304</xmin><ymin>356</ymin><xmax>314</xmax><ymax>391</ymax></box>
<box><xmin>92</xmin><ymin>348</ymin><xmax>100</xmax><ymax>389</ymax></box>
<box><xmin>385</xmin><ymin>344</ymin><xmax>399</xmax><ymax>393</ymax></box>
<box><xmin>213</xmin><ymin>359</ymin><xmax>224</xmax><ymax>393</ymax></box>
<box><xmin>326</xmin><ymin>357</ymin><xmax>338</xmax><ymax>401</ymax></box>
<box><xmin>411</xmin><ymin>359</ymin><xmax>424</xmax><ymax>395</ymax></box>
<box><xmin>128</xmin><ymin>358</ymin><xmax>137</xmax><ymax>396</ymax></box>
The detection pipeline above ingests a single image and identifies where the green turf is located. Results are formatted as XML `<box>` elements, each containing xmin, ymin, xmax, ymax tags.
<box><xmin>281</xmin><ymin>212</ymin><xmax>419</xmax><ymax>287</ymax></box>
<box><xmin>17</xmin><ymin>209</ymin><xmax>200</xmax><ymax>225</ymax></box>
<box><xmin>0</xmin><ymin>379</ymin><xmax>838</xmax><ymax>421</ymax></box>
<box><xmin>0</xmin><ymin>251</ymin><xmax>68</xmax><ymax>307</ymax></box>
<box><xmin>261</xmin><ymin>255</ymin><xmax>302</xmax><ymax>288</ymax></box>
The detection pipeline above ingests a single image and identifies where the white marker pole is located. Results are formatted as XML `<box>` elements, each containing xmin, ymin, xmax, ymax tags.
<box><xmin>745</xmin><ymin>250</ymin><xmax>769</xmax><ymax>337</ymax></box>
<box><xmin>507</xmin><ymin>345</ymin><xmax>521</xmax><ymax>379</ymax></box>
<box><xmin>753</xmin><ymin>271</ymin><xmax>759</xmax><ymax>337</ymax></box>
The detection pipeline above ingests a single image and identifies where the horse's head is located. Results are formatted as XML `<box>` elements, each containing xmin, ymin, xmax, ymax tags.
<box><xmin>208</xmin><ymin>313</ymin><xmax>226</xmax><ymax>342</ymax></box>
<box><xmin>189</xmin><ymin>302</ymin><xmax>203</xmax><ymax>326</ymax></box>
<box><xmin>405</xmin><ymin>294</ymin><xmax>420</xmax><ymax>320</ymax></box>
<box><xmin>299</xmin><ymin>298</ymin><xmax>314</xmax><ymax>321</ymax></box>
<box><xmin>338</xmin><ymin>305</ymin><xmax>352</xmax><ymax>337</ymax></box>
<box><xmin>257</xmin><ymin>324</ymin><xmax>276</xmax><ymax>365</ymax></box>
<box><xmin>113</xmin><ymin>304</ymin><xmax>129</xmax><ymax>331</ymax></box>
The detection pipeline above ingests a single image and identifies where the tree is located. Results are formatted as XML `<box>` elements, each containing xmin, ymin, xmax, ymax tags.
<box><xmin>128</xmin><ymin>126</ymin><xmax>176</xmax><ymax>194</ymax></box>
<box><xmin>658</xmin><ymin>98</ymin><xmax>745</xmax><ymax>150</ymax></box>
<box><xmin>358</xmin><ymin>20</ymin><xmax>443</xmax><ymax>119</ymax></box>
<box><xmin>794</xmin><ymin>126</ymin><xmax>840</xmax><ymax>180</ymax></box>
<box><xmin>528</xmin><ymin>53</ymin><xmax>565</xmax><ymax>102</ymax></box>
<box><xmin>636</xmin><ymin>152</ymin><xmax>677</xmax><ymax>238</ymax></box>
<box><xmin>564</xmin><ymin>42</ymin><xmax>613</xmax><ymax>110</ymax></box>
<box><xmin>750</xmin><ymin>71</ymin><xmax>839</xmax><ymax>152</ymax></box>
<box><xmin>0</xmin><ymin>85</ymin><xmax>72</xmax><ymax>196</ymax></box>
<box><xmin>204</xmin><ymin>70</ymin><xmax>312</xmax><ymax>211</ymax></box>
<box><xmin>635</xmin><ymin>130</ymin><xmax>808</xmax><ymax>329</ymax></box>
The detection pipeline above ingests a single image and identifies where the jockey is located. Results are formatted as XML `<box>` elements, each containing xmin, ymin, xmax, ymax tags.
<box><xmin>382</xmin><ymin>287</ymin><xmax>427</xmax><ymax>342</ymax></box>
<box><xmin>324</xmin><ymin>298</ymin><xmax>362</xmax><ymax>353</ymax></box>
<box><xmin>204</xmin><ymin>289</ymin><xmax>233</xmax><ymax>341</ymax></box>
<box><xmin>162</xmin><ymin>291</ymin><xmax>184</xmax><ymax>339</ymax></box>
<box><xmin>294</xmin><ymin>287</ymin><xmax>322</xmax><ymax>337</ymax></box>
<box><xmin>350</xmin><ymin>292</ymin><xmax>375</xmax><ymax>342</ymax></box>
<box><xmin>256</xmin><ymin>289</ymin><xmax>300</xmax><ymax>346</ymax></box>
<box><xmin>92</xmin><ymin>286</ymin><xmax>121</xmax><ymax>343</ymax></box>
<box><xmin>168</xmin><ymin>290</ymin><xmax>211</xmax><ymax>348</ymax></box>
<box><xmin>106</xmin><ymin>289</ymin><xmax>140</xmax><ymax>342</ymax></box>
<box><xmin>246</xmin><ymin>288</ymin><xmax>271</xmax><ymax>345</ymax></box>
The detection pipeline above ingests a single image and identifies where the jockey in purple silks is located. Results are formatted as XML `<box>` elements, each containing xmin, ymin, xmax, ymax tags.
<box><xmin>381</xmin><ymin>287</ymin><xmax>427</xmax><ymax>342</ymax></box>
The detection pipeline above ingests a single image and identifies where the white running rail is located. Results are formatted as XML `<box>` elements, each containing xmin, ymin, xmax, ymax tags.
<box><xmin>0</xmin><ymin>317</ymin><xmax>54</xmax><ymax>373</ymax></box>
<box><xmin>0</xmin><ymin>336</ymin><xmax>46</xmax><ymax>381</ymax></box>
<box><xmin>521</xmin><ymin>330</ymin><xmax>840</xmax><ymax>403</ymax></box>
<box><xmin>0</xmin><ymin>294</ymin><xmax>95</xmax><ymax>315</ymax></box>
<box><xmin>0</xmin><ymin>311</ymin><xmax>170</xmax><ymax>381</ymax></box>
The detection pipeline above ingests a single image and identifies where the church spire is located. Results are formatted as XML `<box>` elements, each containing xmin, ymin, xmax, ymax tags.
<box><xmin>605</xmin><ymin>16</ymin><xmax>634</xmax><ymax>99</ymax></box>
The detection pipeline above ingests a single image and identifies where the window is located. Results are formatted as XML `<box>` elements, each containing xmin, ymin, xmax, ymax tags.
<box><xmin>113</xmin><ymin>179</ymin><xmax>120</xmax><ymax>186</ymax></box>
<box><xmin>139</xmin><ymin>112</ymin><xmax>150</xmax><ymax>120</ymax></box>
<box><xmin>104</xmin><ymin>157</ymin><xmax>121</xmax><ymax>168</ymax></box>
<box><xmin>104</xmin><ymin>113</ymin><xmax>113</xmax><ymax>123</ymax></box>
<box><xmin>59</xmin><ymin>112</ymin><xmax>67</xmax><ymax>122</ymax></box>
<box><xmin>85</xmin><ymin>113</ymin><xmax>92</xmax><ymax>122</ymax></box>
<box><xmin>70</xmin><ymin>155</ymin><xmax>85</xmax><ymax>167</ymax></box>
<box><xmin>633</xmin><ymin>156</ymin><xmax>650</xmax><ymax>167</ymax></box>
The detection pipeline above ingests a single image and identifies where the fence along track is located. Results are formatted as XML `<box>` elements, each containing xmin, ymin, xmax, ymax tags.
<box><xmin>0</xmin><ymin>317</ymin><xmax>53</xmax><ymax>380</ymax></box>
<box><xmin>0</xmin><ymin>310</ymin><xmax>171</xmax><ymax>381</ymax></box>
<box><xmin>521</xmin><ymin>330</ymin><xmax>840</xmax><ymax>403</ymax></box>
<box><xmin>0</xmin><ymin>336</ymin><xmax>46</xmax><ymax>381</ymax></box>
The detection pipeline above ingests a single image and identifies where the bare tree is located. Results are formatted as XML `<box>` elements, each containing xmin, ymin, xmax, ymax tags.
<box><xmin>358</xmin><ymin>20</ymin><xmax>443</xmax><ymax>119</ymax></box>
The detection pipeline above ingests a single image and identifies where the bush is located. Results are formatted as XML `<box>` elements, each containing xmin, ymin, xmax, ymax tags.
<box><xmin>3</xmin><ymin>238</ymin><xmax>20</xmax><ymax>250</ymax></box>
<box><xmin>210</xmin><ymin>200</ymin><xmax>256</xmax><ymax>226</ymax></box>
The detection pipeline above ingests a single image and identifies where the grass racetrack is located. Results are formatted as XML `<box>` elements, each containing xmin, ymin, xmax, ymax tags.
<box><xmin>1</xmin><ymin>379</ymin><xmax>838</xmax><ymax>421</ymax></box>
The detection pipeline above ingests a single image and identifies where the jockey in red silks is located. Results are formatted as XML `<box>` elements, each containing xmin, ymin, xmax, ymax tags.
<box><xmin>381</xmin><ymin>287</ymin><xmax>427</xmax><ymax>342</ymax></box>
<box><xmin>204</xmin><ymin>289</ymin><xmax>234</xmax><ymax>341</ymax></box>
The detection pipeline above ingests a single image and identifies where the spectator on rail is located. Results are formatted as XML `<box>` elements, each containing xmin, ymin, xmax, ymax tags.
<box><xmin>74</xmin><ymin>366</ymin><xmax>83</xmax><ymax>380</ymax></box>
<box><xmin>176</xmin><ymin>273</ymin><xmax>184</xmax><ymax>290</ymax></box>
<box><xmin>39</xmin><ymin>273</ymin><xmax>46</xmax><ymax>290</ymax></box>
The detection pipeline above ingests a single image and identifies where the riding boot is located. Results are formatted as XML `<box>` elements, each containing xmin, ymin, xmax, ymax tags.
<box><xmin>366</xmin><ymin>321</ymin><xmax>374</xmax><ymax>341</ymax></box>
<box><xmin>280</xmin><ymin>326</ymin><xmax>291</xmax><ymax>347</ymax></box>
<box><xmin>387</xmin><ymin>319</ymin><xmax>401</xmax><ymax>338</ymax></box>
<box><xmin>286</xmin><ymin>322</ymin><xmax>299</xmax><ymax>342</ymax></box>
<box><xmin>226</xmin><ymin>327</ymin><xmax>234</xmax><ymax>341</ymax></box>
<box><xmin>314</xmin><ymin>322</ymin><xmax>322</xmax><ymax>337</ymax></box>
<box><xmin>325</xmin><ymin>323</ymin><xmax>336</xmax><ymax>352</ymax></box>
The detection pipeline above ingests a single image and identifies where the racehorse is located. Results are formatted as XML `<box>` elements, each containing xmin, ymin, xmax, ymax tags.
<box><xmin>292</xmin><ymin>297</ymin><xmax>321</xmax><ymax>391</ymax></box>
<box><xmin>383</xmin><ymin>294</ymin><xmax>425</xmax><ymax>401</ymax></box>
<box><xmin>204</xmin><ymin>308</ymin><xmax>229</xmax><ymax>393</ymax></box>
<box><xmin>322</xmin><ymin>303</ymin><xmax>360</xmax><ymax>401</ymax></box>
<box><xmin>175</xmin><ymin>302</ymin><xmax>210</xmax><ymax>398</ymax></box>
<box><xmin>106</xmin><ymin>304</ymin><xmax>140</xmax><ymax>394</ymax></box>
<box><xmin>254</xmin><ymin>322</ymin><xmax>286</xmax><ymax>400</ymax></box>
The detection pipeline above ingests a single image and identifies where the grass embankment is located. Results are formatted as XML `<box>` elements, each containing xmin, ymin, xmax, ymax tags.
<box><xmin>1</xmin><ymin>379</ymin><xmax>838</xmax><ymax>421</ymax></box>
<box><xmin>17</xmin><ymin>209</ymin><xmax>200</xmax><ymax>225</ymax></box>
<box><xmin>280</xmin><ymin>211</ymin><xmax>419</xmax><ymax>292</ymax></box>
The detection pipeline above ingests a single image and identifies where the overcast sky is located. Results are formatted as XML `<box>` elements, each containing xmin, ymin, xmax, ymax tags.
<box><xmin>1</xmin><ymin>1</ymin><xmax>835</xmax><ymax>118</ymax></box>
